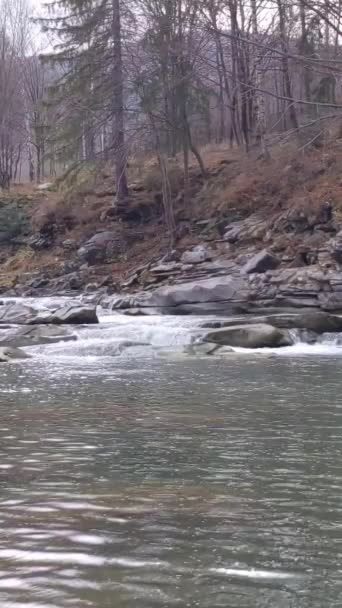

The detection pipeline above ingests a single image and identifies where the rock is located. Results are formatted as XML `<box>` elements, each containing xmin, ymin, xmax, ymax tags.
<box><xmin>0</xmin><ymin>325</ymin><xmax>77</xmax><ymax>348</ymax></box>
<box><xmin>127</xmin><ymin>276</ymin><xmax>248</xmax><ymax>314</ymax></box>
<box><xmin>112</xmin><ymin>340</ymin><xmax>150</xmax><ymax>355</ymax></box>
<box><xmin>160</xmin><ymin>249</ymin><xmax>180</xmax><ymax>263</ymax></box>
<box><xmin>204</xmin><ymin>323</ymin><xmax>292</xmax><ymax>348</ymax></box>
<box><xmin>28</xmin><ymin>277</ymin><xmax>50</xmax><ymax>290</ymax></box>
<box><xmin>223</xmin><ymin>216</ymin><xmax>266</xmax><ymax>243</ymax></box>
<box><xmin>214</xmin><ymin>346</ymin><xmax>236</xmax><ymax>356</ymax></box>
<box><xmin>223</xmin><ymin>221</ymin><xmax>244</xmax><ymax>243</ymax></box>
<box><xmin>319</xmin><ymin>292</ymin><xmax>342</xmax><ymax>312</ymax></box>
<box><xmin>85</xmin><ymin>283</ymin><xmax>99</xmax><ymax>293</ymax></box>
<box><xmin>274</xmin><ymin>208</ymin><xmax>310</xmax><ymax>234</ymax></box>
<box><xmin>32</xmin><ymin>305</ymin><xmax>98</xmax><ymax>325</ymax></box>
<box><xmin>200</xmin><ymin>311</ymin><xmax>342</xmax><ymax>334</ymax></box>
<box><xmin>330</xmin><ymin>230</ymin><xmax>342</xmax><ymax>264</ymax></box>
<box><xmin>314</xmin><ymin>201</ymin><xmax>333</xmax><ymax>225</ymax></box>
<box><xmin>242</xmin><ymin>249</ymin><xmax>280</xmax><ymax>274</ymax></box>
<box><xmin>68</xmin><ymin>275</ymin><xmax>84</xmax><ymax>291</ymax></box>
<box><xmin>78</xmin><ymin>230</ymin><xmax>127</xmax><ymax>265</ymax></box>
<box><xmin>29</xmin><ymin>221</ymin><xmax>57</xmax><ymax>250</ymax></box>
<box><xmin>0</xmin><ymin>347</ymin><xmax>31</xmax><ymax>362</ymax></box>
<box><xmin>185</xmin><ymin>342</ymin><xmax>221</xmax><ymax>356</ymax></box>
<box><xmin>267</xmin><ymin>311</ymin><xmax>342</xmax><ymax>333</ymax></box>
<box><xmin>62</xmin><ymin>239</ymin><xmax>77</xmax><ymax>251</ymax></box>
<box><xmin>0</xmin><ymin>304</ymin><xmax>37</xmax><ymax>325</ymax></box>
<box><xmin>181</xmin><ymin>245</ymin><xmax>212</xmax><ymax>265</ymax></box>
<box><xmin>150</xmin><ymin>262</ymin><xmax>182</xmax><ymax>275</ymax></box>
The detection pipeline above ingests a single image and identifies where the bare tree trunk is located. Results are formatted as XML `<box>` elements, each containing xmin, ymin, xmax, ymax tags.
<box><xmin>251</xmin><ymin>0</ymin><xmax>258</xmax><ymax>35</ymax></box>
<box><xmin>299</xmin><ymin>0</ymin><xmax>311</xmax><ymax>102</ymax></box>
<box><xmin>208</xmin><ymin>5</ymin><xmax>240</xmax><ymax>145</ymax></box>
<box><xmin>276</xmin><ymin>0</ymin><xmax>299</xmax><ymax>130</ymax></box>
<box><xmin>112</xmin><ymin>0</ymin><xmax>128</xmax><ymax>203</ymax></box>
<box><xmin>186</xmin><ymin>121</ymin><xmax>206</xmax><ymax>177</ymax></box>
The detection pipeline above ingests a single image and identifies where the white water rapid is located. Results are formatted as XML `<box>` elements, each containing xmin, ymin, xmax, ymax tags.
<box><xmin>2</xmin><ymin>296</ymin><xmax>342</xmax><ymax>360</ymax></box>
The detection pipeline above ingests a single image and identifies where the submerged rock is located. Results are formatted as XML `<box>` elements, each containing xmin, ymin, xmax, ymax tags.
<box><xmin>185</xmin><ymin>342</ymin><xmax>221</xmax><ymax>356</ymax></box>
<box><xmin>0</xmin><ymin>346</ymin><xmax>31</xmax><ymax>362</ymax></box>
<box><xmin>204</xmin><ymin>323</ymin><xmax>291</xmax><ymax>348</ymax></box>
<box><xmin>157</xmin><ymin>343</ymin><xmax>235</xmax><ymax>359</ymax></box>
<box><xmin>0</xmin><ymin>325</ymin><xmax>77</xmax><ymax>348</ymax></box>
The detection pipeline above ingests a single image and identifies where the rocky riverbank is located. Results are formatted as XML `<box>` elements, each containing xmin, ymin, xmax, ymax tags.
<box><xmin>3</xmin><ymin>143</ymin><xmax>342</xmax><ymax>320</ymax></box>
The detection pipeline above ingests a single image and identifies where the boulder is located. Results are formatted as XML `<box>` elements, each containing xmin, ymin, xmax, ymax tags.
<box><xmin>128</xmin><ymin>276</ymin><xmax>248</xmax><ymax>314</ymax></box>
<box><xmin>0</xmin><ymin>304</ymin><xmax>37</xmax><ymax>325</ymax></box>
<box><xmin>0</xmin><ymin>325</ymin><xmax>77</xmax><ymax>348</ymax></box>
<box><xmin>204</xmin><ymin>323</ymin><xmax>291</xmax><ymax>348</ymax></box>
<box><xmin>32</xmin><ymin>305</ymin><xmax>98</xmax><ymax>325</ymax></box>
<box><xmin>319</xmin><ymin>292</ymin><xmax>342</xmax><ymax>313</ymax></box>
<box><xmin>180</xmin><ymin>245</ymin><xmax>212</xmax><ymax>265</ymax></box>
<box><xmin>201</xmin><ymin>311</ymin><xmax>342</xmax><ymax>334</ymax></box>
<box><xmin>78</xmin><ymin>231</ymin><xmax>126</xmax><ymax>265</ymax></box>
<box><xmin>0</xmin><ymin>346</ymin><xmax>31</xmax><ymax>362</ymax></box>
<box><xmin>266</xmin><ymin>311</ymin><xmax>342</xmax><ymax>333</ymax></box>
<box><xmin>242</xmin><ymin>249</ymin><xmax>280</xmax><ymax>274</ymax></box>
<box><xmin>223</xmin><ymin>221</ymin><xmax>244</xmax><ymax>243</ymax></box>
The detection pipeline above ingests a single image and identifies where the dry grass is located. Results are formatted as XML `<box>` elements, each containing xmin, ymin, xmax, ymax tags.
<box><xmin>193</xmin><ymin>138</ymin><xmax>342</xmax><ymax>221</ymax></box>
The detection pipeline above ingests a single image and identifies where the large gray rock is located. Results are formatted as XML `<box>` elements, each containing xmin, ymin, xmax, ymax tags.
<box><xmin>128</xmin><ymin>276</ymin><xmax>248</xmax><ymax>314</ymax></box>
<box><xmin>319</xmin><ymin>292</ymin><xmax>342</xmax><ymax>312</ymax></box>
<box><xmin>0</xmin><ymin>304</ymin><xmax>37</xmax><ymax>325</ymax></box>
<box><xmin>201</xmin><ymin>311</ymin><xmax>342</xmax><ymax>334</ymax></box>
<box><xmin>32</xmin><ymin>305</ymin><xmax>98</xmax><ymax>325</ymax></box>
<box><xmin>242</xmin><ymin>249</ymin><xmax>280</xmax><ymax>274</ymax></box>
<box><xmin>78</xmin><ymin>231</ymin><xmax>126</xmax><ymax>265</ymax></box>
<box><xmin>0</xmin><ymin>325</ymin><xmax>77</xmax><ymax>348</ymax></box>
<box><xmin>0</xmin><ymin>346</ymin><xmax>31</xmax><ymax>362</ymax></box>
<box><xmin>223</xmin><ymin>216</ymin><xmax>267</xmax><ymax>243</ymax></box>
<box><xmin>266</xmin><ymin>311</ymin><xmax>342</xmax><ymax>333</ymax></box>
<box><xmin>204</xmin><ymin>323</ymin><xmax>291</xmax><ymax>348</ymax></box>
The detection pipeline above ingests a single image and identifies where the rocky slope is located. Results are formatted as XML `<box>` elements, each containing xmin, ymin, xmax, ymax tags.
<box><xmin>1</xmin><ymin>140</ymin><xmax>342</xmax><ymax>317</ymax></box>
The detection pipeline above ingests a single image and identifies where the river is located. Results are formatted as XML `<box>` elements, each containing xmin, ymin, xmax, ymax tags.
<box><xmin>0</xmin><ymin>302</ymin><xmax>341</xmax><ymax>607</ymax></box>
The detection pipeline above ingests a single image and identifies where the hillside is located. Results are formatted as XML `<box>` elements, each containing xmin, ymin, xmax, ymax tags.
<box><xmin>1</xmin><ymin>137</ymin><xmax>342</xmax><ymax>301</ymax></box>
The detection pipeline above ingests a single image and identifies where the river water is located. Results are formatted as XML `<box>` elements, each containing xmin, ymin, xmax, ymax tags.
<box><xmin>0</xmin><ymin>304</ymin><xmax>342</xmax><ymax>607</ymax></box>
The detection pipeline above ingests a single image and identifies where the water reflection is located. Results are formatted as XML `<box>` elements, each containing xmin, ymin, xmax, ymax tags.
<box><xmin>0</xmin><ymin>356</ymin><xmax>341</xmax><ymax>607</ymax></box>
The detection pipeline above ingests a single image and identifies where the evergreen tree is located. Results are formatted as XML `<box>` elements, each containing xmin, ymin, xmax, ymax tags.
<box><xmin>40</xmin><ymin>0</ymin><xmax>128</xmax><ymax>202</ymax></box>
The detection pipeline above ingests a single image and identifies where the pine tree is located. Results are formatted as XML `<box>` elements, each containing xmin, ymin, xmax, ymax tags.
<box><xmin>40</xmin><ymin>0</ymin><xmax>128</xmax><ymax>202</ymax></box>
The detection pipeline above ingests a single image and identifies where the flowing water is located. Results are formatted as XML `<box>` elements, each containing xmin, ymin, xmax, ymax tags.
<box><xmin>0</xmin><ymin>300</ymin><xmax>342</xmax><ymax>607</ymax></box>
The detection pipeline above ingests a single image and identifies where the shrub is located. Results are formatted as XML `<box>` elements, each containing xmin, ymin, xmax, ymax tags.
<box><xmin>0</xmin><ymin>202</ymin><xmax>30</xmax><ymax>243</ymax></box>
<box><xmin>142</xmin><ymin>162</ymin><xmax>183</xmax><ymax>194</ymax></box>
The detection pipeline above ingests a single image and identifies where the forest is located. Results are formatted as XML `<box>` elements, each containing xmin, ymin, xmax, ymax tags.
<box><xmin>0</xmin><ymin>0</ymin><xmax>340</xmax><ymax>201</ymax></box>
